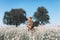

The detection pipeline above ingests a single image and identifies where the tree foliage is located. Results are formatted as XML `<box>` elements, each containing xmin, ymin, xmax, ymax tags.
<box><xmin>33</xmin><ymin>6</ymin><xmax>50</xmax><ymax>26</ymax></box>
<box><xmin>3</xmin><ymin>8</ymin><xmax>27</xmax><ymax>27</ymax></box>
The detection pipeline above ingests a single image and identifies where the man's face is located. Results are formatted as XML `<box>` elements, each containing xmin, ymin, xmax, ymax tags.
<box><xmin>28</xmin><ymin>17</ymin><xmax>32</xmax><ymax>21</ymax></box>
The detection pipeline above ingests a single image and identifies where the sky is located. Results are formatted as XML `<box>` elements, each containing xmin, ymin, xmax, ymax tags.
<box><xmin>0</xmin><ymin>0</ymin><xmax>60</xmax><ymax>26</ymax></box>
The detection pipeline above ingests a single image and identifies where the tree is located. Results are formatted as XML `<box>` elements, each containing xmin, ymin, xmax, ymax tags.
<box><xmin>33</xmin><ymin>6</ymin><xmax>50</xmax><ymax>25</ymax></box>
<box><xmin>33</xmin><ymin>20</ymin><xmax>39</xmax><ymax>27</ymax></box>
<box><xmin>3</xmin><ymin>8</ymin><xmax>27</xmax><ymax>27</ymax></box>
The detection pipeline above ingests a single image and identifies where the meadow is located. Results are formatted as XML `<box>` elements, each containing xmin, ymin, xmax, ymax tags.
<box><xmin>0</xmin><ymin>25</ymin><xmax>60</xmax><ymax>40</ymax></box>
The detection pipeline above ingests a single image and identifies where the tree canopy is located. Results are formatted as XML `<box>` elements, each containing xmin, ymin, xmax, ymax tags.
<box><xmin>33</xmin><ymin>6</ymin><xmax>50</xmax><ymax>25</ymax></box>
<box><xmin>3</xmin><ymin>8</ymin><xmax>27</xmax><ymax>27</ymax></box>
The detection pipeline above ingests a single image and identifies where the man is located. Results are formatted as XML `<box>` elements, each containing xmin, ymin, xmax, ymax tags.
<box><xmin>26</xmin><ymin>17</ymin><xmax>34</xmax><ymax>31</ymax></box>
<box><xmin>21</xmin><ymin>17</ymin><xmax>39</xmax><ymax>40</ymax></box>
<box><xmin>26</xmin><ymin>17</ymin><xmax>36</xmax><ymax>40</ymax></box>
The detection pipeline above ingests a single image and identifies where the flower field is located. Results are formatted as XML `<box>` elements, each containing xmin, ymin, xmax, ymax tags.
<box><xmin>0</xmin><ymin>26</ymin><xmax>60</xmax><ymax>40</ymax></box>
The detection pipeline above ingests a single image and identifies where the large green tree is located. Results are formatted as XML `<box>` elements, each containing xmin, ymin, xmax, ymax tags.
<box><xmin>33</xmin><ymin>6</ymin><xmax>50</xmax><ymax>25</ymax></box>
<box><xmin>3</xmin><ymin>8</ymin><xmax>27</xmax><ymax>27</ymax></box>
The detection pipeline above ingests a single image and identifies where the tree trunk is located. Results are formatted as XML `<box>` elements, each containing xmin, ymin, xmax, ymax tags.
<box><xmin>16</xmin><ymin>21</ymin><xmax>18</xmax><ymax>27</ymax></box>
<box><xmin>16</xmin><ymin>23</ymin><xmax>18</xmax><ymax>27</ymax></box>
